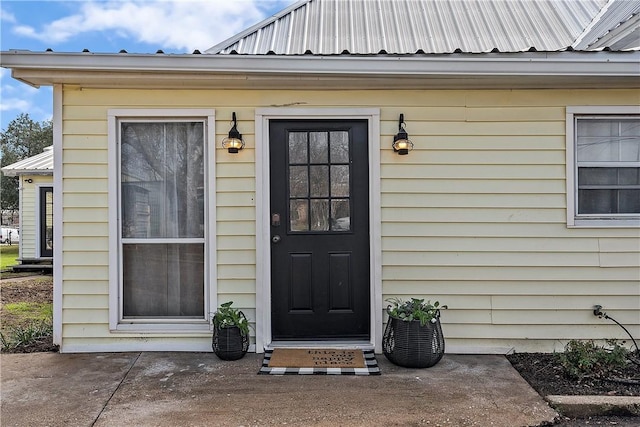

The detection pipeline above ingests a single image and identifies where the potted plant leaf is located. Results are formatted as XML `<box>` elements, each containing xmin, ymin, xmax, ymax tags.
<box><xmin>383</xmin><ymin>298</ymin><xmax>446</xmax><ymax>368</ymax></box>
<box><xmin>212</xmin><ymin>301</ymin><xmax>249</xmax><ymax>360</ymax></box>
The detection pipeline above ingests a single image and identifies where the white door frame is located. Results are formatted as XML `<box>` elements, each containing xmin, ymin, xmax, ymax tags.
<box><xmin>255</xmin><ymin>108</ymin><xmax>382</xmax><ymax>353</ymax></box>
<box><xmin>34</xmin><ymin>183</ymin><xmax>54</xmax><ymax>259</ymax></box>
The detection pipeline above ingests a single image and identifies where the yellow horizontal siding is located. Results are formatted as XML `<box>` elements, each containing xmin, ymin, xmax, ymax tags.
<box><xmin>599</xmin><ymin>253</ymin><xmax>640</xmax><ymax>268</ymax></box>
<box><xmin>382</xmin><ymin>281</ymin><xmax>640</xmax><ymax>296</ymax></box>
<box><xmin>64</xmin><ymin>178</ymin><xmax>108</xmax><ymax>192</ymax></box>
<box><xmin>441</xmin><ymin>324</ymin><xmax>635</xmax><ymax>340</ymax></box>
<box><xmin>62</xmin><ymin>251</ymin><xmax>108</xmax><ymax>265</ymax></box>
<box><xmin>63</xmin><ymin>280</ymin><xmax>108</xmax><ymax>294</ymax></box>
<box><xmin>382</xmin><ymin>266</ymin><xmax>639</xmax><ymax>281</ymax></box>
<box><xmin>384</xmin><ymin>150</ymin><xmax>565</xmax><ymax>164</ymax></box>
<box><xmin>492</xmin><ymin>310</ymin><xmax>640</xmax><ymax>325</ymax></box>
<box><xmin>382</xmin><ymin>222</ymin><xmax>636</xmax><ymax>237</ymax></box>
<box><xmin>63</xmin><ymin>193</ymin><xmax>108</xmax><ymax>207</ymax></box>
<box><xmin>382</xmin><ymin>237</ymin><xmax>599</xmax><ymax>252</ymax></box>
<box><xmin>63</xmin><ymin>309</ymin><xmax>109</xmax><ymax>323</ymax></box>
<box><xmin>59</xmin><ymin>86</ymin><xmax>640</xmax><ymax>352</ymax></box>
<box><xmin>382</xmin><ymin>193</ymin><xmax>566</xmax><ymax>208</ymax></box>
<box><xmin>383</xmin><ymin>251</ymin><xmax>600</xmax><ymax>267</ymax></box>
<box><xmin>217</xmin><ymin>279</ymin><xmax>256</xmax><ymax>294</ymax></box>
<box><xmin>217</xmin><ymin>236</ymin><xmax>256</xmax><ymax>250</ymax></box>
<box><xmin>63</xmin><ymin>223</ymin><xmax>109</xmax><ymax>236</ymax></box>
<box><xmin>381</xmin><ymin>178</ymin><xmax>566</xmax><ymax>194</ymax></box>
<box><xmin>62</xmin><ymin>149</ymin><xmax>107</xmax><ymax>163</ymax></box>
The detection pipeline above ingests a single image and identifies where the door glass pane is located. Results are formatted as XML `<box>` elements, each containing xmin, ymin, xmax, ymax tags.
<box><xmin>44</xmin><ymin>189</ymin><xmax>53</xmax><ymax>251</ymax></box>
<box><xmin>330</xmin><ymin>131</ymin><xmax>349</xmax><ymax>163</ymax></box>
<box><xmin>310</xmin><ymin>166</ymin><xmax>329</xmax><ymax>197</ymax></box>
<box><xmin>289</xmin><ymin>132</ymin><xmax>308</xmax><ymax>164</ymax></box>
<box><xmin>287</xmin><ymin>127</ymin><xmax>353</xmax><ymax>233</ymax></box>
<box><xmin>310</xmin><ymin>132</ymin><xmax>328</xmax><ymax>163</ymax></box>
<box><xmin>289</xmin><ymin>166</ymin><xmax>309</xmax><ymax>197</ymax></box>
<box><xmin>290</xmin><ymin>200</ymin><xmax>309</xmax><ymax>231</ymax></box>
<box><xmin>331</xmin><ymin>165</ymin><xmax>349</xmax><ymax>197</ymax></box>
<box><xmin>123</xmin><ymin>243</ymin><xmax>204</xmax><ymax>317</ymax></box>
<box><xmin>310</xmin><ymin>199</ymin><xmax>329</xmax><ymax>231</ymax></box>
<box><xmin>331</xmin><ymin>199</ymin><xmax>350</xmax><ymax>231</ymax></box>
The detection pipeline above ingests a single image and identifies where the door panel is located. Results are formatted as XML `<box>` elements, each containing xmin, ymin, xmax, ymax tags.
<box><xmin>270</xmin><ymin>120</ymin><xmax>370</xmax><ymax>340</ymax></box>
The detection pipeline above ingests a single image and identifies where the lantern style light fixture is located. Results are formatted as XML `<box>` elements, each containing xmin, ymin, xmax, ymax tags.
<box><xmin>392</xmin><ymin>113</ymin><xmax>414</xmax><ymax>155</ymax></box>
<box><xmin>221</xmin><ymin>112</ymin><xmax>245</xmax><ymax>153</ymax></box>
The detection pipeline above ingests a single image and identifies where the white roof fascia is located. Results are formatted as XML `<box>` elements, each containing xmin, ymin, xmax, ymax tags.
<box><xmin>1</xmin><ymin>169</ymin><xmax>53</xmax><ymax>177</ymax></box>
<box><xmin>2</xmin><ymin>51</ymin><xmax>639</xmax><ymax>81</ymax></box>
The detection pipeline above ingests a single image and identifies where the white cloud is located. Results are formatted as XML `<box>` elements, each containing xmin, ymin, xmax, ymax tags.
<box><xmin>0</xmin><ymin>7</ymin><xmax>17</xmax><ymax>24</ymax></box>
<box><xmin>0</xmin><ymin>96</ymin><xmax>32</xmax><ymax>112</ymax></box>
<box><xmin>11</xmin><ymin>0</ymin><xmax>286</xmax><ymax>52</ymax></box>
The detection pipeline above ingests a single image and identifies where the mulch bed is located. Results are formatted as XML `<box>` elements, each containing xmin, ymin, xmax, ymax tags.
<box><xmin>507</xmin><ymin>352</ymin><xmax>640</xmax><ymax>397</ymax></box>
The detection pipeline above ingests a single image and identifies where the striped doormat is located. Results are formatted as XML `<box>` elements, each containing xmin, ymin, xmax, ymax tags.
<box><xmin>258</xmin><ymin>348</ymin><xmax>380</xmax><ymax>375</ymax></box>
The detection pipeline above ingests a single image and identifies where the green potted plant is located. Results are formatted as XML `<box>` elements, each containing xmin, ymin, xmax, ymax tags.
<box><xmin>383</xmin><ymin>298</ymin><xmax>446</xmax><ymax>368</ymax></box>
<box><xmin>212</xmin><ymin>301</ymin><xmax>249</xmax><ymax>360</ymax></box>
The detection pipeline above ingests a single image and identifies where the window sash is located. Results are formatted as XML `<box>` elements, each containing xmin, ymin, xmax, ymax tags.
<box><xmin>118</xmin><ymin>118</ymin><xmax>207</xmax><ymax>322</ymax></box>
<box><xmin>574</xmin><ymin>115</ymin><xmax>640</xmax><ymax>220</ymax></box>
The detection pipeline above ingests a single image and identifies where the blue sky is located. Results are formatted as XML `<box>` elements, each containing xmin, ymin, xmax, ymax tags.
<box><xmin>0</xmin><ymin>0</ymin><xmax>297</xmax><ymax>131</ymax></box>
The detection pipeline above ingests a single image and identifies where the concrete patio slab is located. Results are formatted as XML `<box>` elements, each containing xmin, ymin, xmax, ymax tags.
<box><xmin>1</xmin><ymin>352</ymin><xmax>558</xmax><ymax>427</ymax></box>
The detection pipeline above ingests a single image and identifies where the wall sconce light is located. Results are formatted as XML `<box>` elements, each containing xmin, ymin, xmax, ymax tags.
<box><xmin>392</xmin><ymin>113</ymin><xmax>413</xmax><ymax>155</ymax></box>
<box><xmin>24</xmin><ymin>178</ymin><xmax>33</xmax><ymax>183</ymax></box>
<box><xmin>221</xmin><ymin>112</ymin><xmax>245</xmax><ymax>153</ymax></box>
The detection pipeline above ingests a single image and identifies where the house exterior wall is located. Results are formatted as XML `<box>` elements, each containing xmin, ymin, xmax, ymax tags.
<box><xmin>19</xmin><ymin>175</ymin><xmax>53</xmax><ymax>260</ymax></box>
<box><xmin>58</xmin><ymin>86</ymin><xmax>639</xmax><ymax>353</ymax></box>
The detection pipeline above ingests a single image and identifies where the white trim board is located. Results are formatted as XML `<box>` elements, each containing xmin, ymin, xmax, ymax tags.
<box><xmin>254</xmin><ymin>108</ymin><xmax>382</xmax><ymax>354</ymax></box>
<box><xmin>52</xmin><ymin>84</ymin><xmax>63</xmax><ymax>347</ymax></box>
<box><xmin>106</xmin><ymin>109</ymin><xmax>217</xmax><ymax>334</ymax></box>
<box><xmin>565</xmin><ymin>105</ymin><xmax>640</xmax><ymax>228</ymax></box>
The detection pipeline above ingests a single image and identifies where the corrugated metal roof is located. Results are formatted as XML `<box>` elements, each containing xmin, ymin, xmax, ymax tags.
<box><xmin>574</xmin><ymin>0</ymin><xmax>640</xmax><ymax>50</ymax></box>
<box><xmin>207</xmin><ymin>0</ymin><xmax>627</xmax><ymax>55</ymax></box>
<box><xmin>1</xmin><ymin>146</ymin><xmax>53</xmax><ymax>176</ymax></box>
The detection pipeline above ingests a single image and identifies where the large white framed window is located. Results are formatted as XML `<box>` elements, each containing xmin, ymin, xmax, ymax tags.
<box><xmin>108</xmin><ymin>110</ymin><xmax>216</xmax><ymax>332</ymax></box>
<box><xmin>566</xmin><ymin>106</ymin><xmax>640</xmax><ymax>227</ymax></box>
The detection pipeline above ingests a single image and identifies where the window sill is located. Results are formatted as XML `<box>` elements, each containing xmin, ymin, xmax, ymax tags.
<box><xmin>568</xmin><ymin>219</ymin><xmax>640</xmax><ymax>228</ymax></box>
<box><xmin>111</xmin><ymin>322</ymin><xmax>212</xmax><ymax>334</ymax></box>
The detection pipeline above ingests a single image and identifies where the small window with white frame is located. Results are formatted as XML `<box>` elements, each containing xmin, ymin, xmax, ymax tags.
<box><xmin>566</xmin><ymin>106</ymin><xmax>640</xmax><ymax>227</ymax></box>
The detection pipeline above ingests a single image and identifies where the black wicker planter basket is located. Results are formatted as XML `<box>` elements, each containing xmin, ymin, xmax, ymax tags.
<box><xmin>383</xmin><ymin>314</ymin><xmax>445</xmax><ymax>368</ymax></box>
<box><xmin>212</xmin><ymin>318</ymin><xmax>249</xmax><ymax>361</ymax></box>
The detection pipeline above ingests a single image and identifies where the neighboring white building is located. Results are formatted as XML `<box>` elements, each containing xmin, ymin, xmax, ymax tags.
<box><xmin>0</xmin><ymin>0</ymin><xmax>638</xmax><ymax>354</ymax></box>
<box><xmin>2</xmin><ymin>147</ymin><xmax>54</xmax><ymax>266</ymax></box>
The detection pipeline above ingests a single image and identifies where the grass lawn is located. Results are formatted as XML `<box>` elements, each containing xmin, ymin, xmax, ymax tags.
<box><xmin>1</xmin><ymin>276</ymin><xmax>55</xmax><ymax>352</ymax></box>
<box><xmin>0</xmin><ymin>245</ymin><xmax>19</xmax><ymax>271</ymax></box>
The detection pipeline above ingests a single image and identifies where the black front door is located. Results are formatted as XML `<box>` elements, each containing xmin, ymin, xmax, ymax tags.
<box><xmin>270</xmin><ymin>120</ymin><xmax>370</xmax><ymax>340</ymax></box>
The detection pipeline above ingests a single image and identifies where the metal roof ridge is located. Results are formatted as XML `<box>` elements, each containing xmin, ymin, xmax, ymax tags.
<box><xmin>204</xmin><ymin>0</ymin><xmax>312</xmax><ymax>54</ymax></box>
<box><xmin>572</xmin><ymin>0</ymin><xmax>615</xmax><ymax>48</ymax></box>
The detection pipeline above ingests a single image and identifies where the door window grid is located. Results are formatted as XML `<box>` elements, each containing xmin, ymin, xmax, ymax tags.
<box><xmin>288</xmin><ymin>131</ymin><xmax>351</xmax><ymax>232</ymax></box>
